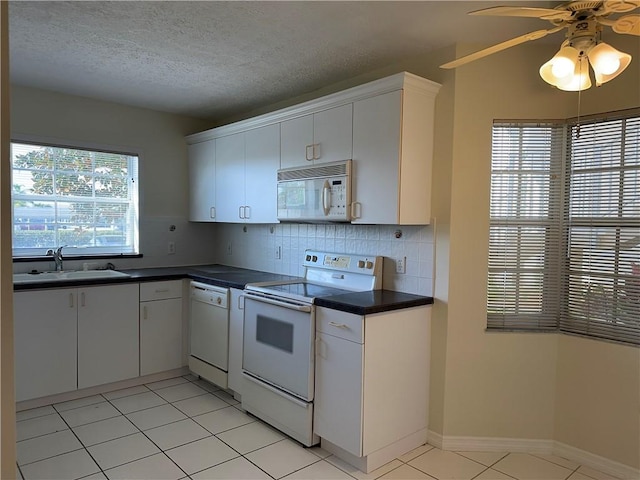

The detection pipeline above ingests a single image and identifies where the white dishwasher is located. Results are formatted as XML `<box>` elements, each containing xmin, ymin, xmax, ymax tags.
<box><xmin>188</xmin><ymin>281</ymin><xmax>230</xmax><ymax>388</ymax></box>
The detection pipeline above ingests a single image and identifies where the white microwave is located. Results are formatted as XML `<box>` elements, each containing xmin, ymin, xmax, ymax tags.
<box><xmin>277</xmin><ymin>159</ymin><xmax>352</xmax><ymax>222</ymax></box>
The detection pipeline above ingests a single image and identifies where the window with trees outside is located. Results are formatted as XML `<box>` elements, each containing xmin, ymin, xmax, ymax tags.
<box><xmin>488</xmin><ymin>109</ymin><xmax>640</xmax><ymax>346</ymax></box>
<box><xmin>11</xmin><ymin>141</ymin><xmax>139</xmax><ymax>257</ymax></box>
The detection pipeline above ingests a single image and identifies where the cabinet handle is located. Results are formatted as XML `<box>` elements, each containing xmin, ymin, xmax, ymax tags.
<box><xmin>210</xmin><ymin>207</ymin><xmax>216</xmax><ymax>219</ymax></box>
<box><xmin>154</xmin><ymin>289</ymin><xmax>170</xmax><ymax>293</ymax></box>
<box><xmin>351</xmin><ymin>202</ymin><xmax>362</xmax><ymax>219</ymax></box>
<box><xmin>69</xmin><ymin>293</ymin><xmax>74</xmax><ymax>308</ymax></box>
<box><xmin>80</xmin><ymin>292</ymin><xmax>85</xmax><ymax>307</ymax></box>
<box><xmin>244</xmin><ymin>205</ymin><xmax>251</xmax><ymax>219</ymax></box>
<box><xmin>239</xmin><ymin>206</ymin><xmax>246</xmax><ymax>219</ymax></box>
<box><xmin>305</xmin><ymin>144</ymin><xmax>314</xmax><ymax>161</ymax></box>
<box><xmin>313</xmin><ymin>143</ymin><xmax>321</xmax><ymax>160</ymax></box>
<box><xmin>316</xmin><ymin>337</ymin><xmax>326</xmax><ymax>359</ymax></box>
<box><xmin>143</xmin><ymin>305</ymin><xmax>148</xmax><ymax>320</ymax></box>
<box><xmin>238</xmin><ymin>295</ymin><xmax>244</xmax><ymax>310</ymax></box>
<box><xmin>328</xmin><ymin>321</ymin><xmax>348</xmax><ymax>329</ymax></box>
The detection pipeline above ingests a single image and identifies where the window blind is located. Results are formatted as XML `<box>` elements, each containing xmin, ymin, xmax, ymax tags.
<box><xmin>561</xmin><ymin>115</ymin><xmax>640</xmax><ymax>345</ymax></box>
<box><xmin>488</xmin><ymin>111</ymin><xmax>640</xmax><ymax>346</ymax></box>
<box><xmin>488</xmin><ymin>123</ymin><xmax>564</xmax><ymax>330</ymax></box>
<box><xmin>11</xmin><ymin>142</ymin><xmax>140</xmax><ymax>257</ymax></box>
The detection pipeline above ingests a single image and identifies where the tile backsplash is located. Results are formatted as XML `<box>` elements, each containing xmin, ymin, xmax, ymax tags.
<box><xmin>214</xmin><ymin>223</ymin><xmax>435</xmax><ymax>296</ymax></box>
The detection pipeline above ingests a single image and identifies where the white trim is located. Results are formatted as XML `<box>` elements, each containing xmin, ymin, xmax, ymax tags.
<box><xmin>554</xmin><ymin>441</ymin><xmax>640</xmax><ymax>480</ymax></box>
<box><xmin>427</xmin><ymin>431</ymin><xmax>640</xmax><ymax>480</ymax></box>
<box><xmin>186</xmin><ymin>72</ymin><xmax>441</xmax><ymax>143</ymax></box>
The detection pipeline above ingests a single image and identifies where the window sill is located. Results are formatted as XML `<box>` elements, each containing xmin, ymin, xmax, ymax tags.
<box><xmin>13</xmin><ymin>253</ymin><xmax>143</xmax><ymax>262</ymax></box>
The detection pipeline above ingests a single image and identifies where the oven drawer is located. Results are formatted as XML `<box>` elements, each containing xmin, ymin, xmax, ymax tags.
<box><xmin>317</xmin><ymin>308</ymin><xmax>363</xmax><ymax>344</ymax></box>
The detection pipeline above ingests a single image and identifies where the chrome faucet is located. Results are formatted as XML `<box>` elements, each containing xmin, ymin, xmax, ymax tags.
<box><xmin>46</xmin><ymin>246</ymin><xmax>65</xmax><ymax>271</ymax></box>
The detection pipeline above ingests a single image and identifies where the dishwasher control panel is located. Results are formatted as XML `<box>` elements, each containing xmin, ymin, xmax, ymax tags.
<box><xmin>190</xmin><ymin>281</ymin><xmax>228</xmax><ymax>308</ymax></box>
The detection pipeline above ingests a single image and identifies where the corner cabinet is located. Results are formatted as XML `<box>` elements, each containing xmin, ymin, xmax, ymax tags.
<box><xmin>314</xmin><ymin>305</ymin><xmax>431</xmax><ymax>473</ymax></box>
<box><xmin>188</xmin><ymin>139</ymin><xmax>216</xmax><ymax>222</ymax></box>
<box><xmin>186</xmin><ymin>72</ymin><xmax>440</xmax><ymax>226</ymax></box>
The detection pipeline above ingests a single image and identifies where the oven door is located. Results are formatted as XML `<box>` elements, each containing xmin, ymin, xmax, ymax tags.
<box><xmin>242</xmin><ymin>293</ymin><xmax>315</xmax><ymax>401</ymax></box>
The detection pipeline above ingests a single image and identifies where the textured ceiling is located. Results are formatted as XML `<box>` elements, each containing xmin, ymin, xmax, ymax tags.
<box><xmin>9</xmin><ymin>1</ymin><xmax>558</xmax><ymax>121</ymax></box>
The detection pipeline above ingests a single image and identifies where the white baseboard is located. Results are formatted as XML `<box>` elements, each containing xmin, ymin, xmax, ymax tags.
<box><xmin>427</xmin><ymin>431</ymin><xmax>639</xmax><ymax>480</ymax></box>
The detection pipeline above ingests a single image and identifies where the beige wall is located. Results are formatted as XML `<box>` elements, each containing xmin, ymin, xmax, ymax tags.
<box><xmin>441</xmin><ymin>36</ymin><xmax>640</xmax><ymax>468</ymax></box>
<box><xmin>10</xmin><ymin>86</ymin><xmax>219</xmax><ymax>270</ymax></box>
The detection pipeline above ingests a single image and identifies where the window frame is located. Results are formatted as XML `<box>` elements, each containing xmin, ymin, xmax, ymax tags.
<box><xmin>10</xmin><ymin>136</ymin><xmax>140</xmax><ymax>259</ymax></box>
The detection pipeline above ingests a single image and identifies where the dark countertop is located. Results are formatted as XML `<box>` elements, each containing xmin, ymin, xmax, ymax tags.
<box><xmin>315</xmin><ymin>289</ymin><xmax>433</xmax><ymax>315</ymax></box>
<box><xmin>14</xmin><ymin>264</ymin><xmax>433</xmax><ymax>313</ymax></box>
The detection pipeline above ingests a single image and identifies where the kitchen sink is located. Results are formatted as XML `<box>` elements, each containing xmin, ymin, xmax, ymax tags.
<box><xmin>13</xmin><ymin>270</ymin><xmax>131</xmax><ymax>284</ymax></box>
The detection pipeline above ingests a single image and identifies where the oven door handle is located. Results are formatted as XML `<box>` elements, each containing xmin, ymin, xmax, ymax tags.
<box><xmin>244</xmin><ymin>292</ymin><xmax>312</xmax><ymax>312</ymax></box>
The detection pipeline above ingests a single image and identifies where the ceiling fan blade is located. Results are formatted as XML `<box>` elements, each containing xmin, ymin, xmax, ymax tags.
<box><xmin>440</xmin><ymin>27</ymin><xmax>563</xmax><ymax>69</ymax></box>
<box><xmin>469</xmin><ymin>6</ymin><xmax>574</xmax><ymax>21</ymax></box>
<box><xmin>612</xmin><ymin>14</ymin><xmax>640</xmax><ymax>35</ymax></box>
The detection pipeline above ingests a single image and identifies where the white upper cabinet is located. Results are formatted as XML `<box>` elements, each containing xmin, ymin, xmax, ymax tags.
<box><xmin>188</xmin><ymin>139</ymin><xmax>216</xmax><ymax>222</ymax></box>
<box><xmin>280</xmin><ymin>104</ymin><xmax>353</xmax><ymax>169</ymax></box>
<box><xmin>215</xmin><ymin>132</ymin><xmax>246</xmax><ymax>223</ymax></box>
<box><xmin>215</xmin><ymin>125</ymin><xmax>280</xmax><ymax>223</ymax></box>
<box><xmin>352</xmin><ymin>82</ymin><xmax>438</xmax><ymax>225</ymax></box>
<box><xmin>245</xmin><ymin>124</ymin><xmax>280</xmax><ymax>222</ymax></box>
<box><xmin>187</xmin><ymin>72</ymin><xmax>440</xmax><ymax>226</ymax></box>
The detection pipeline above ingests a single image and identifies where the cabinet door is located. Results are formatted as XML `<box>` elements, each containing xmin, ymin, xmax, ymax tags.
<box><xmin>140</xmin><ymin>298</ymin><xmax>183</xmax><ymax>376</ymax></box>
<box><xmin>188</xmin><ymin>140</ymin><xmax>216</xmax><ymax>222</ymax></box>
<box><xmin>313</xmin><ymin>331</ymin><xmax>363</xmax><ymax>456</ymax></box>
<box><xmin>280</xmin><ymin>114</ymin><xmax>314</xmax><ymax>169</ymax></box>
<box><xmin>352</xmin><ymin>90</ymin><xmax>402</xmax><ymax>224</ymax></box>
<box><xmin>227</xmin><ymin>288</ymin><xmax>244</xmax><ymax>394</ymax></box>
<box><xmin>14</xmin><ymin>289</ymin><xmax>77</xmax><ymax>402</ymax></box>
<box><xmin>78</xmin><ymin>284</ymin><xmax>139</xmax><ymax>389</ymax></box>
<box><xmin>244</xmin><ymin>124</ymin><xmax>280</xmax><ymax>223</ymax></box>
<box><xmin>215</xmin><ymin>133</ymin><xmax>246</xmax><ymax>222</ymax></box>
<box><xmin>313</xmin><ymin>104</ymin><xmax>353</xmax><ymax>164</ymax></box>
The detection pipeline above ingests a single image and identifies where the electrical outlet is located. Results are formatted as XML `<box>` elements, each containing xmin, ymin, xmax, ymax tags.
<box><xmin>167</xmin><ymin>241</ymin><xmax>176</xmax><ymax>255</ymax></box>
<box><xmin>227</xmin><ymin>242</ymin><xmax>232</xmax><ymax>256</ymax></box>
<box><xmin>396</xmin><ymin>256</ymin><xmax>406</xmax><ymax>274</ymax></box>
<box><xmin>275</xmin><ymin>246</ymin><xmax>282</xmax><ymax>259</ymax></box>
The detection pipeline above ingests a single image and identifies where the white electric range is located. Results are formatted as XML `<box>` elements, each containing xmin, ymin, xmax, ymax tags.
<box><xmin>241</xmin><ymin>250</ymin><xmax>383</xmax><ymax>446</ymax></box>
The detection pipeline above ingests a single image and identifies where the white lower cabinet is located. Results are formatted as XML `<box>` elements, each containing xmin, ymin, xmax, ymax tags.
<box><xmin>139</xmin><ymin>280</ymin><xmax>184</xmax><ymax>376</ymax></box>
<box><xmin>77</xmin><ymin>284</ymin><xmax>140</xmax><ymax>389</ymax></box>
<box><xmin>14</xmin><ymin>289</ymin><xmax>78</xmax><ymax>402</ymax></box>
<box><xmin>314</xmin><ymin>305</ymin><xmax>431</xmax><ymax>473</ymax></box>
<box><xmin>14</xmin><ymin>283</ymin><xmax>140</xmax><ymax>401</ymax></box>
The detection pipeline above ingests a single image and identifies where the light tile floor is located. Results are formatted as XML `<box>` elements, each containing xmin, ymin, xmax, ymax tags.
<box><xmin>15</xmin><ymin>374</ymin><xmax>620</xmax><ymax>480</ymax></box>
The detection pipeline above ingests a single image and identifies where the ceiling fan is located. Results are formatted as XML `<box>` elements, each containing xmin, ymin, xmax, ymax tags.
<box><xmin>440</xmin><ymin>1</ymin><xmax>640</xmax><ymax>90</ymax></box>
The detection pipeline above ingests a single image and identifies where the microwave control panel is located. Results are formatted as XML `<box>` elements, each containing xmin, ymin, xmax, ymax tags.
<box><xmin>327</xmin><ymin>179</ymin><xmax>348</xmax><ymax>218</ymax></box>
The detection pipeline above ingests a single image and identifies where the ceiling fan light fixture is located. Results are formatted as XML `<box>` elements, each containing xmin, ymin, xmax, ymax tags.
<box><xmin>588</xmin><ymin>41</ymin><xmax>632</xmax><ymax>86</ymax></box>
<box><xmin>556</xmin><ymin>57</ymin><xmax>593</xmax><ymax>91</ymax></box>
<box><xmin>540</xmin><ymin>45</ymin><xmax>581</xmax><ymax>86</ymax></box>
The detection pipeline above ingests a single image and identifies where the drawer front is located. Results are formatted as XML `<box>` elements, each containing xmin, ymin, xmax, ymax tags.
<box><xmin>140</xmin><ymin>280</ymin><xmax>183</xmax><ymax>301</ymax></box>
<box><xmin>316</xmin><ymin>307</ymin><xmax>363</xmax><ymax>343</ymax></box>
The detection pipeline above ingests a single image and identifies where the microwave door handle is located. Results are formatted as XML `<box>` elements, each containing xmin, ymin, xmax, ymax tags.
<box><xmin>322</xmin><ymin>180</ymin><xmax>331</xmax><ymax>216</ymax></box>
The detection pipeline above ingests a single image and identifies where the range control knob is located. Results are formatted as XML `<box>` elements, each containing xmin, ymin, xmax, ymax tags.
<box><xmin>366</xmin><ymin>261</ymin><xmax>373</xmax><ymax>269</ymax></box>
<box><xmin>312</xmin><ymin>255</ymin><xmax>318</xmax><ymax>262</ymax></box>
<box><xmin>305</xmin><ymin>254</ymin><xmax>311</xmax><ymax>261</ymax></box>
<box><xmin>357</xmin><ymin>260</ymin><xmax>365</xmax><ymax>268</ymax></box>
<box><xmin>216</xmin><ymin>297</ymin><xmax>222</xmax><ymax>305</ymax></box>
